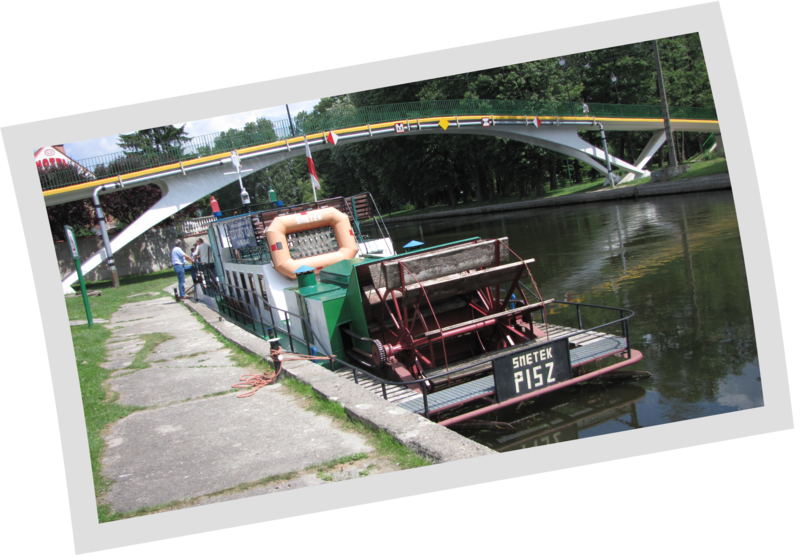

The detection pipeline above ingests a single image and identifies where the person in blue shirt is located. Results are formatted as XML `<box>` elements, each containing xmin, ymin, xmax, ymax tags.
<box><xmin>171</xmin><ymin>239</ymin><xmax>193</xmax><ymax>299</ymax></box>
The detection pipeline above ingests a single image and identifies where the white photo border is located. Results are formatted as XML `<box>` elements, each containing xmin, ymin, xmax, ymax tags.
<box><xmin>1</xmin><ymin>2</ymin><xmax>792</xmax><ymax>553</ymax></box>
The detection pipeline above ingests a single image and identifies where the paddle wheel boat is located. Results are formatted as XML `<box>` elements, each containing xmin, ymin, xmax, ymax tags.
<box><xmin>194</xmin><ymin>192</ymin><xmax>644</xmax><ymax>426</ymax></box>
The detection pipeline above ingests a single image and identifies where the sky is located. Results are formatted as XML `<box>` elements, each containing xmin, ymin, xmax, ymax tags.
<box><xmin>61</xmin><ymin>98</ymin><xmax>320</xmax><ymax>163</ymax></box>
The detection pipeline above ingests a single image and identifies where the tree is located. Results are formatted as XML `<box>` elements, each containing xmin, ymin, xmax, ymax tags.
<box><xmin>117</xmin><ymin>125</ymin><xmax>192</xmax><ymax>156</ymax></box>
<box><xmin>211</xmin><ymin>118</ymin><xmax>278</xmax><ymax>153</ymax></box>
<box><xmin>195</xmin><ymin>34</ymin><xmax>717</xmax><ymax>215</ymax></box>
<box><xmin>100</xmin><ymin>184</ymin><xmax>164</xmax><ymax>227</ymax></box>
<box><xmin>41</xmin><ymin>164</ymin><xmax>96</xmax><ymax>241</ymax></box>
<box><xmin>295</xmin><ymin>95</ymin><xmax>358</xmax><ymax>135</ymax></box>
<box><xmin>46</xmin><ymin>198</ymin><xmax>94</xmax><ymax>242</ymax></box>
<box><xmin>38</xmin><ymin>158</ymin><xmax>95</xmax><ymax>191</ymax></box>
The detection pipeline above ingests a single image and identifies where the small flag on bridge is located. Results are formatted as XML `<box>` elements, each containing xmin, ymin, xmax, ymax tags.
<box><xmin>304</xmin><ymin>137</ymin><xmax>322</xmax><ymax>192</ymax></box>
<box><xmin>325</xmin><ymin>131</ymin><xmax>340</xmax><ymax>145</ymax></box>
<box><xmin>532</xmin><ymin>116</ymin><xmax>541</xmax><ymax>128</ymax></box>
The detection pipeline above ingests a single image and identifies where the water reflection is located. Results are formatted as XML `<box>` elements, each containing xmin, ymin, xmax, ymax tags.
<box><xmin>387</xmin><ymin>191</ymin><xmax>762</xmax><ymax>450</ymax></box>
<box><xmin>462</xmin><ymin>383</ymin><xmax>647</xmax><ymax>452</ymax></box>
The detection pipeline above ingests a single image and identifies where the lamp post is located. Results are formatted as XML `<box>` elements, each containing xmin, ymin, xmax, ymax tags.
<box><xmin>558</xmin><ymin>57</ymin><xmax>575</xmax><ymax>116</ymax></box>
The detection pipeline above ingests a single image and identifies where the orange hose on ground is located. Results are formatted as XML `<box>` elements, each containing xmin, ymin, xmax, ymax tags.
<box><xmin>232</xmin><ymin>346</ymin><xmax>336</xmax><ymax>397</ymax></box>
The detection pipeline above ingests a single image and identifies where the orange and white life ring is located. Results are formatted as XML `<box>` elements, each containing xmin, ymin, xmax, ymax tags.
<box><xmin>266</xmin><ymin>207</ymin><xmax>359</xmax><ymax>279</ymax></box>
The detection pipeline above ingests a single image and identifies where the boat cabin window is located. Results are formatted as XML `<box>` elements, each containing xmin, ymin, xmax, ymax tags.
<box><xmin>247</xmin><ymin>273</ymin><xmax>258</xmax><ymax>308</ymax></box>
<box><xmin>225</xmin><ymin>271</ymin><xmax>234</xmax><ymax>297</ymax></box>
<box><xmin>231</xmin><ymin>272</ymin><xmax>242</xmax><ymax>301</ymax></box>
<box><xmin>258</xmin><ymin>274</ymin><xmax>269</xmax><ymax>307</ymax></box>
<box><xmin>239</xmin><ymin>272</ymin><xmax>251</xmax><ymax>304</ymax></box>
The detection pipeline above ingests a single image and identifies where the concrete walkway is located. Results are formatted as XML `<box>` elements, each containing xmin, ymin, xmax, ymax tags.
<box><xmin>99</xmin><ymin>284</ymin><xmax>495</xmax><ymax>516</ymax></box>
<box><xmin>100</xmin><ymin>296</ymin><xmax>377</xmax><ymax>515</ymax></box>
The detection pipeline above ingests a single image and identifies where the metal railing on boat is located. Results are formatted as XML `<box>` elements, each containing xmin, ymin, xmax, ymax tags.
<box><xmin>192</xmin><ymin>265</ymin><xmax>637</xmax><ymax>421</ymax></box>
<box><xmin>213</xmin><ymin>192</ymin><xmax>395</xmax><ymax>265</ymax></box>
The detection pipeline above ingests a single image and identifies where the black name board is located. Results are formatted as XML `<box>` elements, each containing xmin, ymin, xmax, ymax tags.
<box><xmin>493</xmin><ymin>338</ymin><xmax>572</xmax><ymax>403</ymax></box>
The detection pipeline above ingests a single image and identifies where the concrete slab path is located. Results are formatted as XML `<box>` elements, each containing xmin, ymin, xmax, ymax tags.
<box><xmin>100</xmin><ymin>296</ymin><xmax>376</xmax><ymax>515</ymax></box>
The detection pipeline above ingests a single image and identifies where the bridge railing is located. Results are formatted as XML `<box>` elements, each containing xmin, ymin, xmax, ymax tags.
<box><xmin>179</xmin><ymin>216</ymin><xmax>217</xmax><ymax>236</ymax></box>
<box><xmin>40</xmin><ymin>99</ymin><xmax>717</xmax><ymax>192</ymax></box>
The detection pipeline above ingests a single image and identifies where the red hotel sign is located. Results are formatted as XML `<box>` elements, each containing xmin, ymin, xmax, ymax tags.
<box><xmin>36</xmin><ymin>157</ymin><xmax>69</xmax><ymax>169</ymax></box>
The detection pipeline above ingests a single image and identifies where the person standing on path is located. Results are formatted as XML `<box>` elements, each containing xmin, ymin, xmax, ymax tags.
<box><xmin>171</xmin><ymin>239</ymin><xmax>193</xmax><ymax>299</ymax></box>
<box><xmin>582</xmin><ymin>100</ymin><xmax>590</xmax><ymax>117</ymax></box>
<box><xmin>194</xmin><ymin>238</ymin><xmax>216</xmax><ymax>294</ymax></box>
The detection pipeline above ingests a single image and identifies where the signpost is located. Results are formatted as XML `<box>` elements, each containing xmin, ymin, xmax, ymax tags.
<box><xmin>64</xmin><ymin>225</ymin><xmax>93</xmax><ymax>328</ymax></box>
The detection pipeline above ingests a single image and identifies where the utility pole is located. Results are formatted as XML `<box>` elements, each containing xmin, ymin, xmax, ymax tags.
<box><xmin>652</xmin><ymin>39</ymin><xmax>678</xmax><ymax>167</ymax></box>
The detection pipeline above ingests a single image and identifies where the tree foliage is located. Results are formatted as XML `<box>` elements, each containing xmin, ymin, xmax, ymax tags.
<box><xmin>191</xmin><ymin>117</ymin><xmax>325</xmax><ymax>214</ymax></box>
<box><xmin>46</xmin><ymin>199</ymin><xmax>94</xmax><ymax>242</ymax></box>
<box><xmin>42</xmin><ymin>164</ymin><xmax>95</xmax><ymax>241</ymax></box>
<box><xmin>99</xmin><ymin>184</ymin><xmax>164</xmax><ymax>227</ymax></box>
<box><xmin>196</xmin><ymin>117</ymin><xmax>280</xmax><ymax>159</ymax></box>
<box><xmin>280</xmin><ymin>33</ymin><xmax>716</xmax><ymax>212</ymax></box>
<box><xmin>117</xmin><ymin>125</ymin><xmax>192</xmax><ymax>156</ymax></box>
<box><xmin>47</xmin><ymin>34</ymin><xmax>717</xmax><ymax>226</ymax></box>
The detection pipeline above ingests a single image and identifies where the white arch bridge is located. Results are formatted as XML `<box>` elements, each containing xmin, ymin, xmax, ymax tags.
<box><xmin>43</xmin><ymin>107</ymin><xmax>720</xmax><ymax>294</ymax></box>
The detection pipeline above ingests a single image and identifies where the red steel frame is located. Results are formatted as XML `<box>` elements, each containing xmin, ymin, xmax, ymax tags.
<box><xmin>371</xmin><ymin>245</ymin><xmax>535</xmax><ymax>380</ymax></box>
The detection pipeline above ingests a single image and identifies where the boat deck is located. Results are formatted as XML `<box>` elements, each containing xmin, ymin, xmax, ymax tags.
<box><xmin>330</xmin><ymin>323</ymin><xmax>629</xmax><ymax>416</ymax></box>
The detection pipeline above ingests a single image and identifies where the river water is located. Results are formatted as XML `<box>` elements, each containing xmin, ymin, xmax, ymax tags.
<box><xmin>383</xmin><ymin>190</ymin><xmax>762</xmax><ymax>451</ymax></box>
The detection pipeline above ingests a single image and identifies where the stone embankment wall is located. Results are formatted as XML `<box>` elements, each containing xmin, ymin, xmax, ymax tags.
<box><xmin>383</xmin><ymin>173</ymin><xmax>732</xmax><ymax>224</ymax></box>
<box><xmin>55</xmin><ymin>226</ymin><xmax>209</xmax><ymax>282</ymax></box>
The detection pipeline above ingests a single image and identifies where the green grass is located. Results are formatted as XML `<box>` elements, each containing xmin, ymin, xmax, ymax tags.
<box><xmin>383</xmin><ymin>179</ymin><xmax>608</xmax><ymax>219</ymax></box>
<box><xmin>544</xmin><ymin>179</ymin><xmax>606</xmax><ymax>198</ymax></box>
<box><xmin>281</xmin><ymin>377</ymin><xmax>433</xmax><ymax>470</ymax></box>
<box><xmin>669</xmin><ymin>158</ymin><xmax>728</xmax><ymax>180</ymax></box>
<box><xmin>71</xmin><ymin>322</ymin><xmax>146</xmax><ymax>522</ymax></box>
<box><xmin>127</xmin><ymin>333</ymin><xmax>174</xmax><ymax>369</ymax></box>
<box><xmin>64</xmin><ymin>270</ymin><xmax>183</xmax><ymax>521</ymax></box>
<box><xmin>314</xmin><ymin>453</ymin><xmax>369</xmax><ymax>481</ymax></box>
<box><xmin>608</xmin><ymin>157</ymin><xmax>729</xmax><ymax>188</ymax></box>
<box><xmin>186</xmin><ymin>311</ymin><xmax>275</xmax><ymax>371</ymax></box>
<box><xmin>64</xmin><ymin>268</ymin><xmax>178</xmax><ymax>322</ymax></box>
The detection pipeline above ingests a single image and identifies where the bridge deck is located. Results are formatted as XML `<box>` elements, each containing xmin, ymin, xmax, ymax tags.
<box><xmin>42</xmin><ymin>99</ymin><xmax>718</xmax><ymax>198</ymax></box>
